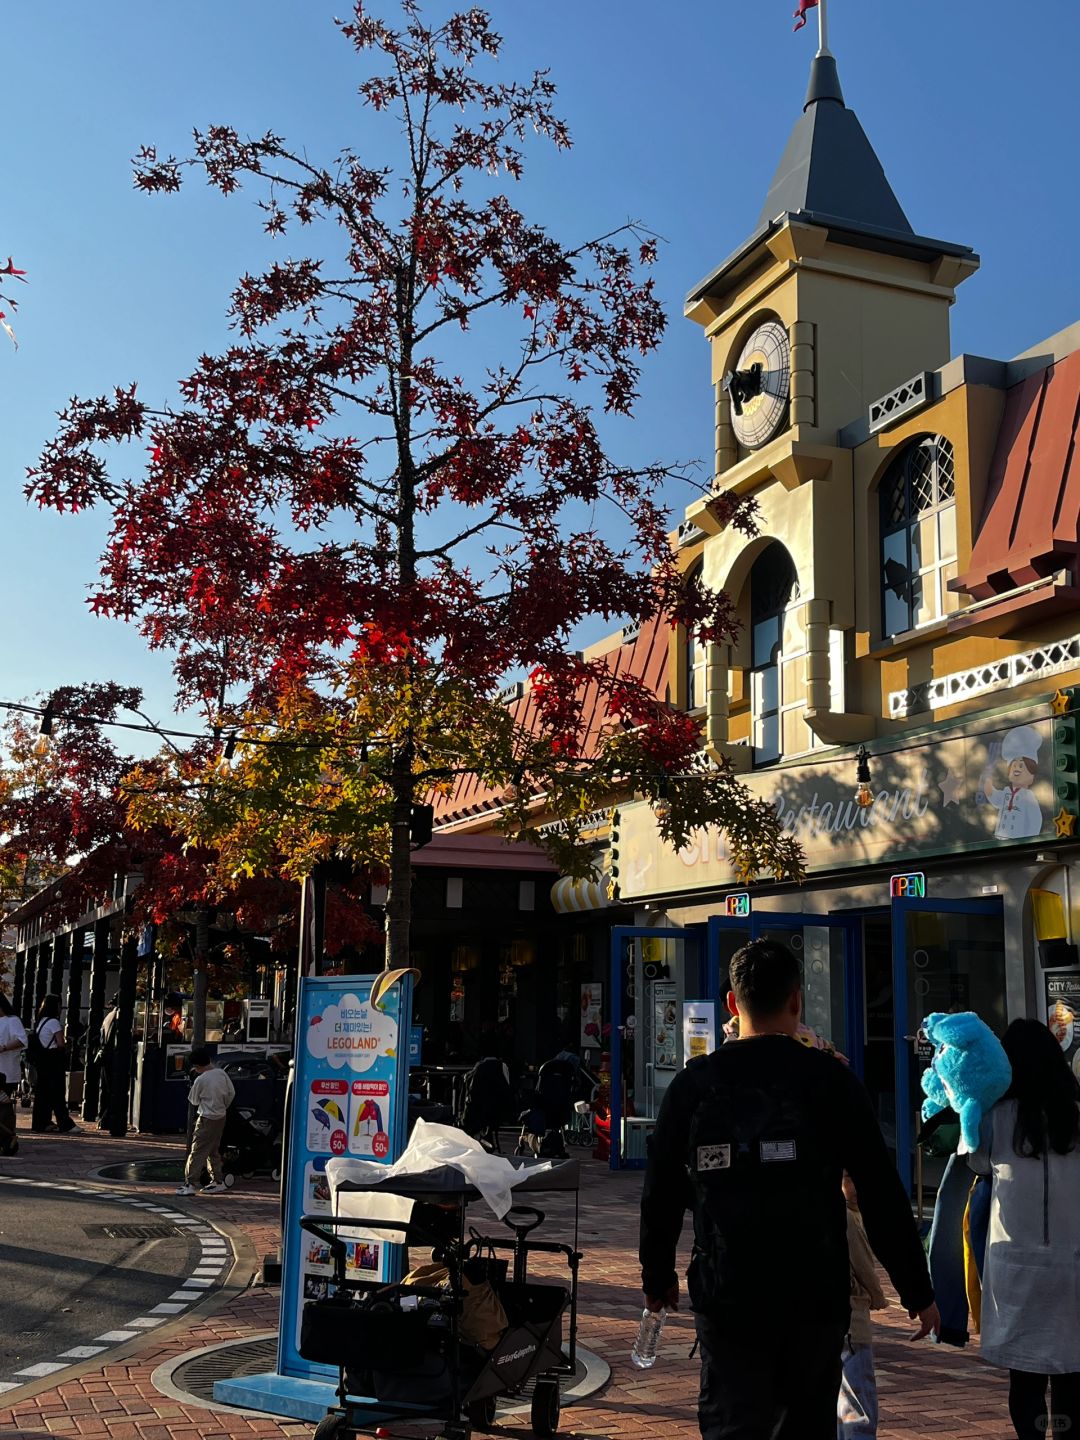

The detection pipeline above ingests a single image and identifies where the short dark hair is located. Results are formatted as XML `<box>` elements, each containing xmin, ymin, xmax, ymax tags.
<box><xmin>189</xmin><ymin>1045</ymin><xmax>213</xmax><ymax>1068</ymax></box>
<box><xmin>728</xmin><ymin>939</ymin><xmax>801</xmax><ymax>1019</ymax></box>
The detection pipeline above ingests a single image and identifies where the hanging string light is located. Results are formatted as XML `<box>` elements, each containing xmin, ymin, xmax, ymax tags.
<box><xmin>855</xmin><ymin>745</ymin><xmax>873</xmax><ymax>809</ymax></box>
<box><xmin>32</xmin><ymin>701</ymin><xmax>55</xmax><ymax>757</ymax></box>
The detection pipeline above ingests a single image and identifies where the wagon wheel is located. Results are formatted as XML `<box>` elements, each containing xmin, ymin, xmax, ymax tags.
<box><xmin>530</xmin><ymin>1378</ymin><xmax>560</xmax><ymax>1437</ymax></box>
<box><xmin>467</xmin><ymin>1395</ymin><xmax>497</xmax><ymax>1431</ymax></box>
<box><xmin>313</xmin><ymin>1410</ymin><xmax>350</xmax><ymax>1440</ymax></box>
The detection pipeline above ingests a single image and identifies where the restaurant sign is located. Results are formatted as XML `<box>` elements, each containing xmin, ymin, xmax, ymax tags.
<box><xmin>618</xmin><ymin>713</ymin><xmax>1056</xmax><ymax>900</ymax></box>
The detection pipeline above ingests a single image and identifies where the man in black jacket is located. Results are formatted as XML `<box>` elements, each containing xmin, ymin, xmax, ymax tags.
<box><xmin>639</xmin><ymin>939</ymin><xmax>938</xmax><ymax>1438</ymax></box>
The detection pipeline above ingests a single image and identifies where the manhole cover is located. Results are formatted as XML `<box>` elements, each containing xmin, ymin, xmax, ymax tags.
<box><xmin>171</xmin><ymin>1338</ymin><xmax>278</xmax><ymax>1402</ymax></box>
<box><xmin>96</xmin><ymin>1160</ymin><xmax>187</xmax><ymax>1184</ymax></box>
<box><xmin>166</xmin><ymin>1337</ymin><xmax>590</xmax><ymax>1408</ymax></box>
<box><xmin>83</xmin><ymin>1223</ymin><xmax>181</xmax><ymax>1240</ymax></box>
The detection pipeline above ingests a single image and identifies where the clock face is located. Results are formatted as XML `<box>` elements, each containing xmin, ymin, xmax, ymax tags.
<box><xmin>727</xmin><ymin>320</ymin><xmax>791</xmax><ymax>450</ymax></box>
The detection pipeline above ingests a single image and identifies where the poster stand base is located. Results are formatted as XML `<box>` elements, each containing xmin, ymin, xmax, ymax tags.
<box><xmin>214</xmin><ymin>1370</ymin><xmax>388</xmax><ymax>1423</ymax></box>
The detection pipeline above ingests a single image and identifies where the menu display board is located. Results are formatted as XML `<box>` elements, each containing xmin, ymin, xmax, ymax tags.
<box><xmin>580</xmin><ymin>983</ymin><xmax>603</xmax><ymax>1049</ymax></box>
<box><xmin>278</xmin><ymin>974</ymin><xmax>412</xmax><ymax>1379</ymax></box>
<box><xmin>1046</xmin><ymin>970</ymin><xmax>1080</xmax><ymax>1082</ymax></box>
<box><xmin>682</xmin><ymin>1001</ymin><xmax>717</xmax><ymax>1063</ymax></box>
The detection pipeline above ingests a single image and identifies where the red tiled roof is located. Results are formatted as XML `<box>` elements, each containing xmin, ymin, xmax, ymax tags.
<box><xmin>434</xmin><ymin>612</ymin><xmax>672</xmax><ymax>826</ymax></box>
<box><xmin>959</xmin><ymin>349</ymin><xmax>1080</xmax><ymax>599</ymax></box>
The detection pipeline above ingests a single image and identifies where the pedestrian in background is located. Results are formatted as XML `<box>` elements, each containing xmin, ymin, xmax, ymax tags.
<box><xmin>177</xmin><ymin>1046</ymin><xmax>235</xmax><ymax>1195</ymax></box>
<box><xmin>968</xmin><ymin>1019</ymin><xmax>1080</xmax><ymax>1440</ymax></box>
<box><xmin>95</xmin><ymin>993</ymin><xmax>120</xmax><ymax>1130</ymax></box>
<box><xmin>30</xmin><ymin>994</ymin><xmax>75</xmax><ymax>1134</ymax></box>
<box><xmin>0</xmin><ymin>992</ymin><xmax>27</xmax><ymax>1155</ymax></box>
<box><xmin>640</xmin><ymin>940</ymin><xmax>938</xmax><ymax>1440</ymax></box>
<box><xmin>838</xmin><ymin>1171</ymin><xmax>889</xmax><ymax>1438</ymax></box>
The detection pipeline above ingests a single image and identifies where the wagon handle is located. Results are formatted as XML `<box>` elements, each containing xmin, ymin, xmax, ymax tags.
<box><xmin>503</xmin><ymin>1205</ymin><xmax>545</xmax><ymax>1237</ymax></box>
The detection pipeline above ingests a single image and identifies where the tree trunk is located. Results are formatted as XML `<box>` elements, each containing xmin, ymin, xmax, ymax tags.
<box><xmin>384</xmin><ymin>766</ymin><xmax>414</xmax><ymax>972</ymax></box>
<box><xmin>192</xmin><ymin>908</ymin><xmax>210</xmax><ymax>1046</ymax></box>
<box><xmin>384</xmin><ymin>253</ymin><xmax>420</xmax><ymax>977</ymax></box>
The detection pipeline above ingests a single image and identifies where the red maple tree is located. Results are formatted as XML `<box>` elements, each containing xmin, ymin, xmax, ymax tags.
<box><xmin>28</xmin><ymin>3</ymin><xmax>800</xmax><ymax>973</ymax></box>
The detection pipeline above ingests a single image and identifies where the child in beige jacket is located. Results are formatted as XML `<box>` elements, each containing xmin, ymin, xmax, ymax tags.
<box><xmin>839</xmin><ymin>1173</ymin><xmax>889</xmax><ymax>1438</ymax></box>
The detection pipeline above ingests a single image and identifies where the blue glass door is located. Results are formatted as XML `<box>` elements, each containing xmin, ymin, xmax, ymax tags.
<box><xmin>609</xmin><ymin>926</ymin><xmax>704</xmax><ymax>1170</ymax></box>
<box><xmin>890</xmin><ymin>896</ymin><xmax>1006</xmax><ymax>1194</ymax></box>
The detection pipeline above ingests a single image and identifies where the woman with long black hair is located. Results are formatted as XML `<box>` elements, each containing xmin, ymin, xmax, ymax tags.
<box><xmin>970</xmin><ymin>1018</ymin><xmax>1080</xmax><ymax>1439</ymax></box>
<box><xmin>30</xmin><ymin>993</ymin><xmax>75</xmax><ymax>1134</ymax></box>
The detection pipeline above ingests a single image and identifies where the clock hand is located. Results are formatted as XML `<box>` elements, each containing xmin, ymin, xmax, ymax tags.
<box><xmin>722</xmin><ymin>361</ymin><xmax>764</xmax><ymax>416</ymax></box>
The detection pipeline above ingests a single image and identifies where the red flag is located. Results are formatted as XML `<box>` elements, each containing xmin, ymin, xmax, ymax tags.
<box><xmin>793</xmin><ymin>0</ymin><xmax>819</xmax><ymax>30</ymax></box>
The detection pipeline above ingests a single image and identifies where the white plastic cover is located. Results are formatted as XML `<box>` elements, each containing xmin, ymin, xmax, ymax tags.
<box><xmin>326</xmin><ymin>1119</ymin><xmax>550</xmax><ymax>1220</ymax></box>
<box><xmin>332</xmin><ymin>1188</ymin><xmax>415</xmax><ymax>1244</ymax></box>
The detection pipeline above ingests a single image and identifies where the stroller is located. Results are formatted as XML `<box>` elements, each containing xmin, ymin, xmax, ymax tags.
<box><xmin>217</xmin><ymin>1052</ymin><xmax>286</xmax><ymax>1180</ymax></box>
<box><xmin>516</xmin><ymin>1053</ymin><xmax>597</xmax><ymax>1160</ymax></box>
<box><xmin>458</xmin><ymin>1057</ymin><xmax>512</xmax><ymax>1154</ymax></box>
<box><xmin>0</xmin><ymin>1084</ymin><xmax>17</xmax><ymax>1156</ymax></box>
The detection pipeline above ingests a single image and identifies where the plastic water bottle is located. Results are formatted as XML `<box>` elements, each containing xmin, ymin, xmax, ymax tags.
<box><xmin>630</xmin><ymin>1307</ymin><xmax>667</xmax><ymax>1369</ymax></box>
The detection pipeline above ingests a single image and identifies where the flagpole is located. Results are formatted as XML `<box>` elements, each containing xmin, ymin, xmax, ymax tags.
<box><xmin>818</xmin><ymin>0</ymin><xmax>832</xmax><ymax>56</ymax></box>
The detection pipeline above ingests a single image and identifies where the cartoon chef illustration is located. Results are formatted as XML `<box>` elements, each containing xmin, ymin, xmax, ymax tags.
<box><xmin>982</xmin><ymin>724</ymin><xmax>1045</xmax><ymax>839</ymax></box>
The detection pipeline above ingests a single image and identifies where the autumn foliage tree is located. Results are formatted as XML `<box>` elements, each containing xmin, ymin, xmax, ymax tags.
<box><xmin>30</xmin><ymin>3</ymin><xmax>802</xmax><ymax>975</ymax></box>
<box><xmin>0</xmin><ymin>687</ymin><xmax>377</xmax><ymax>987</ymax></box>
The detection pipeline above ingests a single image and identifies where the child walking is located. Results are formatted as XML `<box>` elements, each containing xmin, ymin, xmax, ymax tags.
<box><xmin>839</xmin><ymin>1172</ymin><xmax>888</xmax><ymax>1438</ymax></box>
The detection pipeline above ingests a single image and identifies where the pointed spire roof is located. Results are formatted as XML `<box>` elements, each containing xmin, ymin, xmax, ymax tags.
<box><xmin>755</xmin><ymin>52</ymin><xmax>912</xmax><ymax>235</ymax></box>
<box><xmin>687</xmin><ymin>48</ymin><xmax>976</xmax><ymax>311</ymax></box>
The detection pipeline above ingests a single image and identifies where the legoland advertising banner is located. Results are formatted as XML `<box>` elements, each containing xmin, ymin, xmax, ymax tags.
<box><xmin>617</xmin><ymin>710</ymin><xmax>1058</xmax><ymax>899</ymax></box>
<box><xmin>278</xmin><ymin>974</ymin><xmax>412</xmax><ymax>1380</ymax></box>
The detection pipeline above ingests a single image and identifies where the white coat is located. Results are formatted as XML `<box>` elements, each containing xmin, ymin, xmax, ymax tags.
<box><xmin>969</xmin><ymin>1099</ymin><xmax>1080</xmax><ymax>1374</ymax></box>
<box><xmin>988</xmin><ymin>786</ymin><xmax>1043</xmax><ymax>840</ymax></box>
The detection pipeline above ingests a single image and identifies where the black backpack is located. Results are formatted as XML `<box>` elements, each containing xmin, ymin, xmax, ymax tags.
<box><xmin>682</xmin><ymin>1051</ymin><xmax>846</xmax><ymax>1316</ymax></box>
<box><xmin>26</xmin><ymin>1022</ymin><xmax>50</xmax><ymax>1064</ymax></box>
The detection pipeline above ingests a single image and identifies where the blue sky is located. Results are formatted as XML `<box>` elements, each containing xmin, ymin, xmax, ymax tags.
<box><xmin>2</xmin><ymin>0</ymin><xmax>1077</xmax><ymax>735</ymax></box>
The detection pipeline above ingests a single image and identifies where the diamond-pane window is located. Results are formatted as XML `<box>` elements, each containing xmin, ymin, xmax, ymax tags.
<box><xmin>879</xmin><ymin>436</ymin><xmax>958</xmax><ymax>637</ymax></box>
<box><xmin>910</xmin><ymin>448</ymin><xmax>935</xmax><ymax>514</ymax></box>
<box><xmin>937</xmin><ymin>440</ymin><xmax>956</xmax><ymax>500</ymax></box>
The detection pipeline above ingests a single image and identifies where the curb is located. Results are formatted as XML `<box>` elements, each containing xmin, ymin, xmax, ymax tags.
<box><xmin>0</xmin><ymin>1176</ymin><xmax>258</xmax><ymax>1407</ymax></box>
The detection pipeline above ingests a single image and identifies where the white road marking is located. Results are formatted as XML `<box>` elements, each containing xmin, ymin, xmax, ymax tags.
<box><xmin>0</xmin><ymin>1176</ymin><xmax>234</xmax><ymax>1395</ymax></box>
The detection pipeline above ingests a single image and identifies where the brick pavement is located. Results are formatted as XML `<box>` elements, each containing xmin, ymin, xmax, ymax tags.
<box><xmin>0</xmin><ymin>1109</ymin><xmax>1013</xmax><ymax>1438</ymax></box>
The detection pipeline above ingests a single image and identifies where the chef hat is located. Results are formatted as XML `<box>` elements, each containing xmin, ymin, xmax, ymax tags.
<box><xmin>1001</xmin><ymin>724</ymin><xmax>1042</xmax><ymax>764</ymax></box>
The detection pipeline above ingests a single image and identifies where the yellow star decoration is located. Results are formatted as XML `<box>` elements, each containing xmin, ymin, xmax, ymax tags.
<box><xmin>1053</xmin><ymin>808</ymin><xmax>1077</xmax><ymax>838</ymax></box>
<box><xmin>1050</xmin><ymin>689</ymin><xmax>1072</xmax><ymax>717</ymax></box>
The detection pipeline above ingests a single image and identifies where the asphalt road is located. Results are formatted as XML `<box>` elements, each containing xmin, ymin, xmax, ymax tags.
<box><xmin>0</xmin><ymin>1183</ymin><xmax>206</xmax><ymax>1387</ymax></box>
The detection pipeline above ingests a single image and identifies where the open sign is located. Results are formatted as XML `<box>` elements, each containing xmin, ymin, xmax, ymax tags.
<box><xmin>890</xmin><ymin>872</ymin><xmax>927</xmax><ymax>899</ymax></box>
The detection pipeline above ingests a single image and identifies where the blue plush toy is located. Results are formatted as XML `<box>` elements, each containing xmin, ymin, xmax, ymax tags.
<box><xmin>920</xmin><ymin>1011</ymin><xmax>1012</xmax><ymax>1153</ymax></box>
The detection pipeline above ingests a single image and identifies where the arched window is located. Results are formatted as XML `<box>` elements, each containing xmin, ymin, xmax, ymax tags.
<box><xmin>685</xmin><ymin>565</ymin><xmax>707</xmax><ymax>712</ymax></box>
<box><xmin>750</xmin><ymin>546</ymin><xmax>799</xmax><ymax>765</ymax></box>
<box><xmin>880</xmin><ymin>436</ymin><xmax>958</xmax><ymax>637</ymax></box>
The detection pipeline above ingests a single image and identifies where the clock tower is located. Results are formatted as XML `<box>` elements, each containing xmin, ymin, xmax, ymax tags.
<box><xmin>684</xmin><ymin>35</ymin><xmax>979</xmax><ymax>758</ymax></box>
